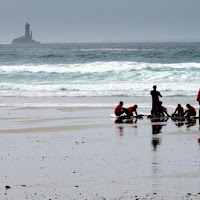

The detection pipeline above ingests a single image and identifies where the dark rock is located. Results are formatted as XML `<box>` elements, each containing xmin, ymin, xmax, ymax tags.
<box><xmin>5</xmin><ymin>185</ymin><xmax>11</xmax><ymax>189</ymax></box>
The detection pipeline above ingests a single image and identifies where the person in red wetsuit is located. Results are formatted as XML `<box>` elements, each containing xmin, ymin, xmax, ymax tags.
<box><xmin>197</xmin><ymin>89</ymin><xmax>200</xmax><ymax>105</ymax></box>
<box><xmin>115</xmin><ymin>101</ymin><xmax>129</xmax><ymax>116</ymax></box>
<box><xmin>172</xmin><ymin>104</ymin><xmax>184</xmax><ymax>117</ymax></box>
<box><xmin>184</xmin><ymin>104</ymin><xmax>196</xmax><ymax>118</ymax></box>
<box><xmin>127</xmin><ymin>105</ymin><xmax>138</xmax><ymax>116</ymax></box>
<box><xmin>197</xmin><ymin>89</ymin><xmax>200</xmax><ymax>126</ymax></box>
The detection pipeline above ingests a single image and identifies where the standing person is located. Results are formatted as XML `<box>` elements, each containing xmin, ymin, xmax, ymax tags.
<box><xmin>197</xmin><ymin>89</ymin><xmax>200</xmax><ymax>126</ymax></box>
<box><xmin>115</xmin><ymin>101</ymin><xmax>129</xmax><ymax>117</ymax></box>
<box><xmin>172</xmin><ymin>104</ymin><xmax>184</xmax><ymax>117</ymax></box>
<box><xmin>150</xmin><ymin>85</ymin><xmax>162</xmax><ymax>113</ymax></box>
<box><xmin>184</xmin><ymin>104</ymin><xmax>196</xmax><ymax>118</ymax></box>
<box><xmin>197</xmin><ymin>89</ymin><xmax>200</xmax><ymax>105</ymax></box>
<box><xmin>127</xmin><ymin>105</ymin><xmax>138</xmax><ymax>116</ymax></box>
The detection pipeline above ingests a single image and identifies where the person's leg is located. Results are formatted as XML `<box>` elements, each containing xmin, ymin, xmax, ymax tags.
<box><xmin>116</xmin><ymin>108</ymin><xmax>130</xmax><ymax>117</ymax></box>
<box><xmin>123</xmin><ymin>108</ymin><xmax>130</xmax><ymax>117</ymax></box>
<box><xmin>190</xmin><ymin>111</ymin><xmax>196</xmax><ymax>116</ymax></box>
<box><xmin>116</xmin><ymin>110</ymin><xmax>124</xmax><ymax>116</ymax></box>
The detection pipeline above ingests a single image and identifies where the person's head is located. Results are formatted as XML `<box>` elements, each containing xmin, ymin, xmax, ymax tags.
<box><xmin>178</xmin><ymin>104</ymin><xmax>181</xmax><ymax>107</ymax></box>
<box><xmin>119</xmin><ymin>101</ymin><xmax>123</xmax><ymax>106</ymax></box>
<box><xmin>153</xmin><ymin>85</ymin><xmax>157</xmax><ymax>90</ymax></box>
<box><xmin>186</xmin><ymin>104</ymin><xmax>190</xmax><ymax>108</ymax></box>
<box><xmin>134</xmin><ymin>105</ymin><xmax>138</xmax><ymax>109</ymax></box>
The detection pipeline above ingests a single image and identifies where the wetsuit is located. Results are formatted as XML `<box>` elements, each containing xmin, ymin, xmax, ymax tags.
<box><xmin>174</xmin><ymin>106</ymin><xmax>184</xmax><ymax>117</ymax></box>
<box><xmin>128</xmin><ymin>107</ymin><xmax>137</xmax><ymax>116</ymax></box>
<box><xmin>185</xmin><ymin>106</ymin><xmax>196</xmax><ymax>117</ymax></box>
<box><xmin>197</xmin><ymin>89</ymin><xmax>200</xmax><ymax>103</ymax></box>
<box><xmin>158</xmin><ymin>105</ymin><xmax>170</xmax><ymax>117</ymax></box>
<box><xmin>115</xmin><ymin>105</ymin><xmax>130</xmax><ymax>116</ymax></box>
<box><xmin>150</xmin><ymin>90</ymin><xmax>162</xmax><ymax>110</ymax></box>
<box><xmin>189</xmin><ymin>106</ymin><xmax>196</xmax><ymax>116</ymax></box>
<box><xmin>115</xmin><ymin>105</ymin><xmax>123</xmax><ymax>116</ymax></box>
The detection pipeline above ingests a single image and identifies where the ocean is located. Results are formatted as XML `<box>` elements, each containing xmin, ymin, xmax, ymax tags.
<box><xmin>0</xmin><ymin>42</ymin><xmax>199</xmax><ymax>109</ymax></box>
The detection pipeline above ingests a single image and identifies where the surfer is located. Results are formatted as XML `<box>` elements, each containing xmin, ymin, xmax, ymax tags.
<box><xmin>158</xmin><ymin>101</ymin><xmax>171</xmax><ymax>117</ymax></box>
<box><xmin>150</xmin><ymin>85</ymin><xmax>162</xmax><ymax>114</ymax></box>
<box><xmin>197</xmin><ymin>89</ymin><xmax>200</xmax><ymax>105</ymax></box>
<box><xmin>127</xmin><ymin>105</ymin><xmax>138</xmax><ymax>116</ymax></box>
<box><xmin>172</xmin><ymin>104</ymin><xmax>184</xmax><ymax>117</ymax></box>
<box><xmin>184</xmin><ymin>104</ymin><xmax>196</xmax><ymax>118</ymax></box>
<box><xmin>197</xmin><ymin>89</ymin><xmax>200</xmax><ymax>126</ymax></box>
<box><xmin>115</xmin><ymin>101</ymin><xmax>130</xmax><ymax>116</ymax></box>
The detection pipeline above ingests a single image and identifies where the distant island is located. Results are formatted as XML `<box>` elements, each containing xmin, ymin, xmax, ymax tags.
<box><xmin>12</xmin><ymin>23</ymin><xmax>40</xmax><ymax>44</ymax></box>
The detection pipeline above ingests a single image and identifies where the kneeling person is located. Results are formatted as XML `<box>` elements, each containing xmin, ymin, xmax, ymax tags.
<box><xmin>128</xmin><ymin>105</ymin><xmax>138</xmax><ymax>116</ymax></box>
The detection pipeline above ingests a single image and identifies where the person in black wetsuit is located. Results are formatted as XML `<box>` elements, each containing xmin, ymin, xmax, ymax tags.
<box><xmin>158</xmin><ymin>101</ymin><xmax>171</xmax><ymax>117</ymax></box>
<box><xmin>150</xmin><ymin>85</ymin><xmax>162</xmax><ymax>116</ymax></box>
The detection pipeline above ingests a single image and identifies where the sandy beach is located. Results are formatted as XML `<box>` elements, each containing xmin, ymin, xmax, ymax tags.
<box><xmin>0</xmin><ymin>106</ymin><xmax>199</xmax><ymax>200</ymax></box>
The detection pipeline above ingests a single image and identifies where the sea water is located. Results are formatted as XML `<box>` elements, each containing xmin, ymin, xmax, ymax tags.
<box><xmin>0</xmin><ymin>42</ymin><xmax>199</xmax><ymax>109</ymax></box>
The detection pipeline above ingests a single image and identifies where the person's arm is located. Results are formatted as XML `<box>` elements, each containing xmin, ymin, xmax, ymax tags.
<box><xmin>158</xmin><ymin>92</ymin><xmax>162</xmax><ymax>97</ymax></box>
<box><xmin>135</xmin><ymin>109</ymin><xmax>138</xmax><ymax>116</ymax></box>
<box><xmin>183</xmin><ymin>110</ymin><xmax>188</xmax><ymax>117</ymax></box>
<box><xmin>163</xmin><ymin>108</ymin><xmax>170</xmax><ymax>117</ymax></box>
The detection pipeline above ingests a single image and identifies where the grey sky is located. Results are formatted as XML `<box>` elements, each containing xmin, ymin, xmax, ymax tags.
<box><xmin>1</xmin><ymin>0</ymin><xmax>200</xmax><ymax>43</ymax></box>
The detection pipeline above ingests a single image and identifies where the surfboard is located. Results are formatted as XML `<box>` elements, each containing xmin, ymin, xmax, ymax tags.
<box><xmin>110</xmin><ymin>114</ymin><xmax>131</xmax><ymax>119</ymax></box>
<box><xmin>171</xmin><ymin>116</ymin><xmax>199</xmax><ymax>120</ymax></box>
<box><xmin>147</xmin><ymin>115</ymin><xmax>199</xmax><ymax>120</ymax></box>
<box><xmin>110</xmin><ymin>114</ymin><xmax>144</xmax><ymax>119</ymax></box>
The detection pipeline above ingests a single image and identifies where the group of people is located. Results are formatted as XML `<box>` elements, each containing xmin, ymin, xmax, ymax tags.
<box><xmin>115</xmin><ymin>101</ymin><xmax>138</xmax><ymax>118</ymax></box>
<box><xmin>114</xmin><ymin>85</ymin><xmax>199</xmax><ymax>118</ymax></box>
<box><xmin>151</xmin><ymin>85</ymin><xmax>197</xmax><ymax>118</ymax></box>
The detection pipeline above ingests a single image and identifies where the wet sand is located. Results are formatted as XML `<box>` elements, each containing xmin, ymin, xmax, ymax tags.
<box><xmin>0</xmin><ymin>106</ymin><xmax>200</xmax><ymax>200</ymax></box>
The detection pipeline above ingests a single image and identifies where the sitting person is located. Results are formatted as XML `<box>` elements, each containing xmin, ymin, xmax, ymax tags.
<box><xmin>184</xmin><ymin>104</ymin><xmax>196</xmax><ymax>118</ymax></box>
<box><xmin>158</xmin><ymin>101</ymin><xmax>171</xmax><ymax>117</ymax></box>
<box><xmin>172</xmin><ymin>104</ymin><xmax>184</xmax><ymax>117</ymax></box>
<box><xmin>127</xmin><ymin>105</ymin><xmax>138</xmax><ymax>116</ymax></box>
<box><xmin>115</xmin><ymin>101</ymin><xmax>130</xmax><ymax>116</ymax></box>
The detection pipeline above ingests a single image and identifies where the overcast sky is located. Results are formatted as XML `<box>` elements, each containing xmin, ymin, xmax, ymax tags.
<box><xmin>1</xmin><ymin>0</ymin><xmax>200</xmax><ymax>43</ymax></box>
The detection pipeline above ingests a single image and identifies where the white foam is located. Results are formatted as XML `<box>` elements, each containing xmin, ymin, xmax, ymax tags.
<box><xmin>0</xmin><ymin>62</ymin><xmax>200</xmax><ymax>74</ymax></box>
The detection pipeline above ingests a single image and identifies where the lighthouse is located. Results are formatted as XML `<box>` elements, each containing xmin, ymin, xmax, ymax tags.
<box><xmin>12</xmin><ymin>23</ymin><xmax>40</xmax><ymax>44</ymax></box>
<box><xmin>25</xmin><ymin>23</ymin><xmax>32</xmax><ymax>39</ymax></box>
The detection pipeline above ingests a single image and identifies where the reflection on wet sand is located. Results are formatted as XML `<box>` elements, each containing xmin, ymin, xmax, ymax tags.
<box><xmin>151</xmin><ymin>118</ymin><xmax>168</xmax><ymax>135</ymax></box>
<box><xmin>186</xmin><ymin>119</ymin><xmax>196</xmax><ymax>128</ymax></box>
<box><xmin>172</xmin><ymin>118</ymin><xmax>197</xmax><ymax>128</ymax></box>
<box><xmin>115</xmin><ymin>118</ymin><xmax>137</xmax><ymax>136</ymax></box>
<box><xmin>152</xmin><ymin>137</ymin><xmax>161</xmax><ymax>151</ymax></box>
